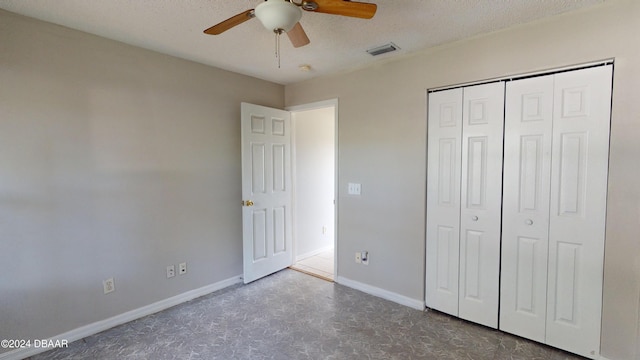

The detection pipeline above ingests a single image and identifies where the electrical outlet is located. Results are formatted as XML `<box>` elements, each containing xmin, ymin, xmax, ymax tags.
<box><xmin>103</xmin><ymin>278</ymin><xmax>115</xmax><ymax>294</ymax></box>
<box><xmin>179</xmin><ymin>262</ymin><xmax>187</xmax><ymax>275</ymax></box>
<box><xmin>355</xmin><ymin>252</ymin><xmax>362</xmax><ymax>264</ymax></box>
<box><xmin>166</xmin><ymin>265</ymin><xmax>175</xmax><ymax>278</ymax></box>
<box><xmin>361</xmin><ymin>251</ymin><xmax>369</xmax><ymax>265</ymax></box>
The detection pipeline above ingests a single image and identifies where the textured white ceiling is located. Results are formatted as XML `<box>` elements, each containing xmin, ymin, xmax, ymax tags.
<box><xmin>0</xmin><ymin>0</ymin><xmax>605</xmax><ymax>85</ymax></box>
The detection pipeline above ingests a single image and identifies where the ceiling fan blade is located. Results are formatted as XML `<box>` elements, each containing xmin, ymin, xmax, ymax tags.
<box><xmin>203</xmin><ymin>9</ymin><xmax>255</xmax><ymax>35</ymax></box>
<box><xmin>304</xmin><ymin>0</ymin><xmax>377</xmax><ymax>19</ymax></box>
<box><xmin>287</xmin><ymin>22</ymin><xmax>310</xmax><ymax>48</ymax></box>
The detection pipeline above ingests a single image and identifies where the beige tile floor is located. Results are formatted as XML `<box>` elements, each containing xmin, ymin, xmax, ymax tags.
<box><xmin>290</xmin><ymin>248</ymin><xmax>334</xmax><ymax>281</ymax></box>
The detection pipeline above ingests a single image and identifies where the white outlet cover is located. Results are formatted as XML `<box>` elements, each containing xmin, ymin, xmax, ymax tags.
<box><xmin>103</xmin><ymin>278</ymin><xmax>115</xmax><ymax>294</ymax></box>
<box><xmin>179</xmin><ymin>262</ymin><xmax>187</xmax><ymax>274</ymax></box>
<box><xmin>166</xmin><ymin>265</ymin><xmax>175</xmax><ymax>278</ymax></box>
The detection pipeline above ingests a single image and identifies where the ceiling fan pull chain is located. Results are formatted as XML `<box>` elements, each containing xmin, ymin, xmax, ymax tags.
<box><xmin>275</xmin><ymin>29</ymin><xmax>283</xmax><ymax>68</ymax></box>
<box><xmin>276</xmin><ymin>31</ymin><xmax>279</xmax><ymax>68</ymax></box>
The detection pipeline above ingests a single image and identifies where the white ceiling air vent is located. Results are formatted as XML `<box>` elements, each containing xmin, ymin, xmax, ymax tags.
<box><xmin>366</xmin><ymin>42</ymin><xmax>400</xmax><ymax>56</ymax></box>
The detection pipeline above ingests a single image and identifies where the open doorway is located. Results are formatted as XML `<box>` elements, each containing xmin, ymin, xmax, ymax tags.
<box><xmin>287</xmin><ymin>100</ymin><xmax>337</xmax><ymax>281</ymax></box>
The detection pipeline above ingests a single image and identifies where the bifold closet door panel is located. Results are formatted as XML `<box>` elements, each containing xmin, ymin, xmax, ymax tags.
<box><xmin>499</xmin><ymin>75</ymin><xmax>554</xmax><ymax>342</ymax></box>
<box><xmin>426</xmin><ymin>88</ymin><xmax>463</xmax><ymax>316</ymax></box>
<box><xmin>458</xmin><ymin>82</ymin><xmax>505</xmax><ymax>328</ymax></box>
<box><xmin>545</xmin><ymin>65</ymin><xmax>612</xmax><ymax>358</ymax></box>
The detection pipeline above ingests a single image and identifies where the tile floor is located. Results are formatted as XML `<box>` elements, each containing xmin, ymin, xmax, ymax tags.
<box><xmin>290</xmin><ymin>248</ymin><xmax>334</xmax><ymax>281</ymax></box>
<box><xmin>31</xmin><ymin>269</ymin><xmax>585</xmax><ymax>360</ymax></box>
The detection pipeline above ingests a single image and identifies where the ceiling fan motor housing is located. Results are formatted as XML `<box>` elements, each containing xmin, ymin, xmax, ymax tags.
<box><xmin>255</xmin><ymin>0</ymin><xmax>302</xmax><ymax>32</ymax></box>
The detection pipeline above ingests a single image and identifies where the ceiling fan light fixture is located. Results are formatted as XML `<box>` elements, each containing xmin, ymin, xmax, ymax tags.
<box><xmin>255</xmin><ymin>0</ymin><xmax>302</xmax><ymax>33</ymax></box>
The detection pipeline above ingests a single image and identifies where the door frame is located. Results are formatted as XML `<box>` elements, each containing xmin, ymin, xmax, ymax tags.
<box><xmin>286</xmin><ymin>98</ymin><xmax>339</xmax><ymax>279</ymax></box>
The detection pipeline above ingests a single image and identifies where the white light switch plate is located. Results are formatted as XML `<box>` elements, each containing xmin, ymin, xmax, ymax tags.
<box><xmin>348</xmin><ymin>183</ymin><xmax>361</xmax><ymax>195</ymax></box>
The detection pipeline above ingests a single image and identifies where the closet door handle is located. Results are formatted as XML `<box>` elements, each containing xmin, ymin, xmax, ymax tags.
<box><xmin>471</xmin><ymin>215</ymin><xmax>479</xmax><ymax>221</ymax></box>
<box><xmin>525</xmin><ymin>219</ymin><xmax>533</xmax><ymax>225</ymax></box>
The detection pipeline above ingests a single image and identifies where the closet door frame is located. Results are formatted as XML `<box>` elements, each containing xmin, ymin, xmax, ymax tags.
<box><xmin>427</xmin><ymin>61</ymin><xmax>613</xmax><ymax>360</ymax></box>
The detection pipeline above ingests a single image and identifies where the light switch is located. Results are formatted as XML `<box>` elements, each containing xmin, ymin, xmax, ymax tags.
<box><xmin>348</xmin><ymin>182</ymin><xmax>361</xmax><ymax>195</ymax></box>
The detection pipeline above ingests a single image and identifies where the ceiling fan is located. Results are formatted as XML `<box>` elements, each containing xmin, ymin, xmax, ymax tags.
<box><xmin>203</xmin><ymin>0</ymin><xmax>377</xmax><ymax>48</ymax></box>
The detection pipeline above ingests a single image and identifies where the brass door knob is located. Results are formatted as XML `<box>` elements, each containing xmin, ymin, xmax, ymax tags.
<box><xmin>243</xmin><ymin>200</ymin><xmax>254</xmax><ymax>207</ymax></box>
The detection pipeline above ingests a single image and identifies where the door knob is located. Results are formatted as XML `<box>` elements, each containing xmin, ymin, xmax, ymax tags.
<box><xmin>471</xmin><ymin>215</ymin><xmax>479</xmax><ymax>221</ymax></box>
<box><xmin>243</xmin><ymin>200</ymin><xmax>254</xmax><ymax>207</ymax></box>
<box><xmin>525</xmin><ymin>219</ymin><xmax>533</xmax><ymax>225</ymax></box>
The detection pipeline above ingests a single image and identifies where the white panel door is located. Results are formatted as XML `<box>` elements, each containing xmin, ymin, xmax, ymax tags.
<box><xmin>426</xmin><ymin>88</ymin><xmax>463</xmax><ymax>316</ymax></box>
<box><xmin>458</xmin><ymin>82</ymin><xmax>504</xmax><ymax>328</ymax></box>
<box><xmin>241</xmin><ymin>102</ymin><xmax>293</xmax><ymax>284</ymax></box>
<box><xmin>546</xmin><ymin>65</ymin><xmax>612</xmax><ymax>358</ymax></box>
<box><xmin>500</xmin><ymin>75</ymin><xmax>554</xmax><ymax>342</ymax></box>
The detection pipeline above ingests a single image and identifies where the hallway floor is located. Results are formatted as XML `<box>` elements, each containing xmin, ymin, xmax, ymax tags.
<box><xmin>290</xmin><ymin>248</ymin><xmax>334</xmax><ymax>281</ymax></box>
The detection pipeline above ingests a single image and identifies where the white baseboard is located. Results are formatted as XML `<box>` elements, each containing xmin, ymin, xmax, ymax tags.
<box><xmin>335</xmin><ymin>276</ymin><xmax>425</xmax><ymax>311</ymax></box>
<box><xmin>295</xmin><ymin>245</ymin><xmax>334</xmax><ymax>262</ymax></box>
<box><xmin>0</xmin><ymin>275</ymin><xmax>242</xmax><ymax>360</ymax></box>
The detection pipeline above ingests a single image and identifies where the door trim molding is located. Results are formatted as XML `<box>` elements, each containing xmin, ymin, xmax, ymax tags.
<box><xmin>428</xmin><ymin>58</ymin><xmax>614</xmax><ymax>93</ymax></box>
<box><xmin>286</xmin><ymin>98</ymin><xmax>339</xmax><ymax>279</ymax></box>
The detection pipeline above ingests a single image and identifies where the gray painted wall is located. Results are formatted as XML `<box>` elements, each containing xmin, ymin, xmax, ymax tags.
<box><xmin>0</xmin><ymin>9</ymin><xmax>283</xmax><ymax>353</ymax></box>
<box><xmin>285</xmin><ymin>1</ymin><xmax>640</xmax><ymax>359</ymax></box>
<box><xmin>2</xmin><ymin>1</ymin><xmax>639</xmax><ymax>359</ymax></box>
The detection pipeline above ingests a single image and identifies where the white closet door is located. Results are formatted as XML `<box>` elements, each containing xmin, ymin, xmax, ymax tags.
<box><xmin>500</xmin><ymin>75</ymin><xmax>554</xmax><ymax>341</ymax></box>
<box><xmin>546</xmin><ymin>65</ymin><xmax>612</xmax><ymax>358</ymax></box>
<box><xmin>426</xmin><ymin>88</ymin><xmax>463</xmax><ymax>316</ymax></box>
<box><xmin>458</xmin><ymin>82</ymin><xmax>504</xmax><ymax>328</ymax></box>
